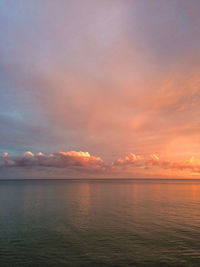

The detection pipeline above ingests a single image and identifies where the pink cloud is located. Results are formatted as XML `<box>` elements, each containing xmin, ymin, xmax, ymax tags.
<box><xmin>112</xmin><ymin>153</ymin><xmax>142</xmax><ymax>167</ymax></box>
<box><xmin>0</xmin><ymin>151</ymin><xmax>103</xmax><ymax>170</ymax></box>
<box><xmin>1</xmin><ymin>151</ymin><xmax>200</xmax><ymax>178</ymax></box>
<box><xmin>112</xmin><ymin>153</ymin><xmax>200</xmax><ymax>175</ymax></box>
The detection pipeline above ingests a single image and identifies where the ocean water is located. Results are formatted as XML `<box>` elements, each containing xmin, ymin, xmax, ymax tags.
<box><xmin>0</xmin><ymin>179</ymin><xmax>200</xmax><ymax>266</ymax></box>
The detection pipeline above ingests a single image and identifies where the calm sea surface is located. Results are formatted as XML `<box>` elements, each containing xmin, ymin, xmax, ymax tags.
<box><xmin>0</xmin><ymin>179</ymin><xmax>200</xmax><ymax>266</ymax></box>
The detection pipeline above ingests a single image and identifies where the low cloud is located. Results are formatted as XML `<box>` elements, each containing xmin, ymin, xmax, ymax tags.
<box><xmin>112</xmin><ymin>153</ymin><xmax>142</xmax><ymax>167</ymax></box>
<box><xmin>1</xmin><ymin>151</ymin><xmax>200</xmax><ymax>178</ymax></box>
<box><xmin>112</xmin><ymin>153</ymin><xmax>200</xmax><ymax>175</ymax></box>
<box><xmin>0</xmin><ymin>151</ymin><xmax>103</xmax><ymax>170</ymax></box>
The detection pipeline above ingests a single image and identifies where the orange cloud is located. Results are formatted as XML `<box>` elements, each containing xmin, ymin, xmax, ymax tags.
<box><xmin>1</xmin><ymin>151</ymin><xmax>200</xmax><ymax>178</ymax></box>
<box><xmin>113</xmin><ymin>153</ymin><xmax>142</xmax><ymax>167</ymax></box>
<box><xmin>112</xmin><ymin>153</ymin><xmax>200</xmax><ymax>177</ymax></box>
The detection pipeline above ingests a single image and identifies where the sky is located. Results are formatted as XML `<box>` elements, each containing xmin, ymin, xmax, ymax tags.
<box><xmin>1</xmin><ymin>0</ymin><xmax>200</xmax><ymax>179</ymax></box>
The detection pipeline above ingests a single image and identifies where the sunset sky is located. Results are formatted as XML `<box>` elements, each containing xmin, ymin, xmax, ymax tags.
<box><xmin>1</xmin><ymin>0</ymin><xmax>200</xmax><ymax>178</ymax></box>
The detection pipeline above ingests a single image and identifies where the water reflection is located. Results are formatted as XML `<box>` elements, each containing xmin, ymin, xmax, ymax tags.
<box><xmin>1</xmin><ymin>179</ymin><xmax>200</xmax><ymax>266</ymax></box>
<box><xmin>73</xmin><ymin>182</ymin><xmax>91</xmax><ymax>230</ymax></box>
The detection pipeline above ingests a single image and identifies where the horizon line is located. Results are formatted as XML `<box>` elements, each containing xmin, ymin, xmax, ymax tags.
<box><xmin>1</xmin><ymin>178</ymin><xmax>200</xmax><ymax>181</ymax></box>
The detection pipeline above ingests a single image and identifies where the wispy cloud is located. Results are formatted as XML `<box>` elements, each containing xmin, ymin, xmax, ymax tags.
<box><xmin>1</xmin><ymin>1</ymin><xmax>200</xmax><ymax>177</ymax></box>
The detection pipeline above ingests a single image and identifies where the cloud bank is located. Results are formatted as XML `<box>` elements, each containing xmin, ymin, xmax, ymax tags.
<box><xmin>1</xmin><ymin>151</ymin><xmax>200</xmax><ymax>178</ymax></box>
<box><xmin>0</xmin><ymin>151</ymin><xmax>103</xmax><ymax>169</ymax></box>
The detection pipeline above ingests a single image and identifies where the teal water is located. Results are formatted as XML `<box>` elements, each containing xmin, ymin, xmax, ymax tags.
<box><xmin>0</xmin><ymin>179</ymin><xmax>200</xmax><ymax>266</ymax></box>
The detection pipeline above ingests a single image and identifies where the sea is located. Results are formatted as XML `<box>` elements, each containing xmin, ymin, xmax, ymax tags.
<box><xmin>0</xmin><ymin>179</ymin><xmax>200</xmax><ymax>266</ymax></box>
